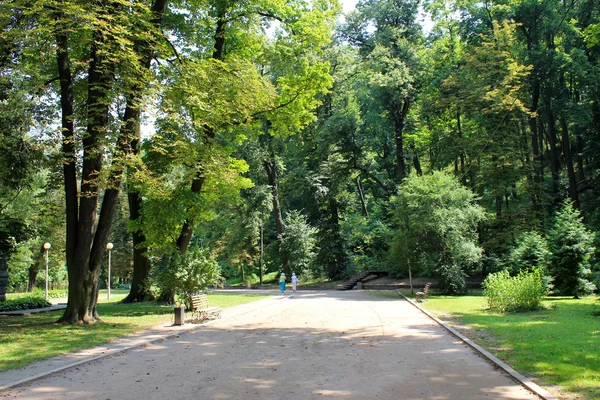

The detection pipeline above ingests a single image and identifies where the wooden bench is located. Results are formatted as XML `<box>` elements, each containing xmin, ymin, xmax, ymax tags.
<box><xmin>189</xmin><ymin>293</ymin><xmax>222</xmax><ymax>323</ymax></box>
<box><xmin>415</xmin><ymin>283</ymin><xmax>431</xmax><ymax>302</ymax></box>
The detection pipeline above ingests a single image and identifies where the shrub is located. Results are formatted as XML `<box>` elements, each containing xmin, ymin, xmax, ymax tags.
<box><xmin>153</xmin><ymin>246</ymin><xmax>221</xmax><ymax>306</ymax></box>
<box><xmin>0</xmin><ymin>295</ymin><xmax>51</xmax><ymax>312</ymax></box>
<box><xmin>437</xmin><ymin>264</ymin><xmax>467</xmax><ymax>295</ymax></box>
<box><xmin>483</xmin><ymin>268</ymin><xmax>547</xmax><ymax>313</ymax></box>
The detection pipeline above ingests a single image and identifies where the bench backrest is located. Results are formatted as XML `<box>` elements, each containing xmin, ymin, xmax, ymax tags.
<box><xmin>190</xmin><ymin>293</ymin><xmax>210</xmax><ymax>310</ymax></box>
<box><xmin>424</xmin><ymin>283</ymin><xmax>431</xmax><ymax>294</ymax></box>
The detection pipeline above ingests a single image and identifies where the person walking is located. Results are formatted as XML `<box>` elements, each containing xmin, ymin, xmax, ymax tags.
<box><xmin>279</xmin><ymin>272</ymin><xmax>286</xmax><ymax>293</ymax></box>
<box><xmin>291</xmin><ymin>272</ymin><xmax>298</xmax><ymax>292</ymax></box>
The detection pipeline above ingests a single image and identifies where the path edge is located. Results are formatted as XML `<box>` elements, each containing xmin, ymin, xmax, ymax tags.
<box><xmin>395</xmin><ymin>290</ymin><xmax>558</xmax><ymax>400</ymax></box>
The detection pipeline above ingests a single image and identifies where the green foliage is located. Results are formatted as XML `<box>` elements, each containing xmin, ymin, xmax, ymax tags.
<box><xmin>548</xmin><ymin>201</ymin><xmax>596</xmax><ymax>297</ymax></box>
<box><xmin>153</xmin><ymin>246</ymin><xmax>221</xmax><ymax>306</ymax></box>
<box><xmin>504</xmin><ymin>231</ymin><xmax>550</xmax><ymax>274</ymax></box>
<box><xmin>436</xmin><ymin>264</ymin><xmax>467</xmax><ymax>295</ymax></box>
<box><xmin>342</xmin><ymin>211</ymin><xmax>393</xmax><ymax>275</ymax></box>
<box><xmin>280</xmin><ymin>211</ymin><xmax>318</xmax><ymax>274</ymax></box>
<box><xmin>391</xmin><ymin>171</ymin><xmax>485</xmax><ymax>292</ymax></box>
<box><xmin>0</xmin><ymin>294</ymin><xmax>50</xmax><ymax>312</ymax></box>
<box><xmin>483</xmin><ymin>268</ymin><xmax>548</xmax><ymax>313</ymax></box>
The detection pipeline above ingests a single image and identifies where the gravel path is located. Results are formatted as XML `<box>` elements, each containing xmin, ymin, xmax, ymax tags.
<box><xmin>4</xmin><ymin>291</ymin><xmax>540</xmax><ymax>399</ymax></box>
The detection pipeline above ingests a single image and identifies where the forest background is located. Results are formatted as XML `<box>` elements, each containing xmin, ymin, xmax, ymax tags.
<box><xmin>1</xmin><ymin>0</ymin><xmax>599</xmax><ymax>323</ymax></box>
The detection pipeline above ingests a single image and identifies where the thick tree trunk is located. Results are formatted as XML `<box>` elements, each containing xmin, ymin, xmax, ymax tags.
<box><xmin>55</xmin><ymin>27</ymin><xmax>78</xmax><ymax>274</ymax></box>
<box><xmin>123</xmin><ymin>192</ymin><xmax>154</xmax><ymax>302</ymax></box>
<box><xmin>59</xmin><ymin>28</ymin><xmax>116</xmax><ymax>324</ymax></box>
<box><xmin>27</xmin><ymin>266</ymin><xmax>37</xmax><ymax>292</ymax></box>
<box><xmin>559</xmin><ymin>117</ymin><xmax>580</xmax><ymax>209</ymax></box>
<box><xmin>123</xmin><ymin>0</ymin><xmax>167</xmax><ymax>300</ymax></box>
<box><xmin>264</xmin><ymin>159</ymin><xmax>289</xmax><ymax>275</ymax></box>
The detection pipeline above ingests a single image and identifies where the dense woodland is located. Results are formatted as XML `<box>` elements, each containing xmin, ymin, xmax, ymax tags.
<box><xmin>1</xmin><ymin>0</ymin><xmax>599</xmax><ymax>323</ymax></box>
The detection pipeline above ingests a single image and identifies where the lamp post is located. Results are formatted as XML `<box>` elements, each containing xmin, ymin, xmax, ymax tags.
<box><xmin>106</xmin><ymin>243</ymin><xmax>113</xmax><ymax>299</ymax></box>
<box><xmin>43</xmin><ymin>242</ymin><xmax>51</xmax><ymax>301</ymax></box>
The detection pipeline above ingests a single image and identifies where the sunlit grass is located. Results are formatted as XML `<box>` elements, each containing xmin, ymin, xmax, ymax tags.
<box><xmin>420</xmin><ymin>293</ymin><xmax>600</xmax><ymax>399</ymax></box>
<box><xmin>0</xmin><ymin>291</ymin><xmax>268</xmax><ymax>372</ymax></box>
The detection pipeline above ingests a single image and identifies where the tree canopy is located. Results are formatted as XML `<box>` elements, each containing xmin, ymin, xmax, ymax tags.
<box><xmin>2</xmin><ymin>0</ymin><xmax>600</xmax><ymax>316</ymax></box>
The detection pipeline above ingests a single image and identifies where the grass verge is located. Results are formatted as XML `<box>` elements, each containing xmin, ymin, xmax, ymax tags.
<box><xmin>0</xmin><ymin>291</ymin><xmax>269</xmax><ymax>373</ymax></box>
<box><xmin>418</xmin><ymin>292</ymin><xmax>600</xmax><ymax>399</ymax></box>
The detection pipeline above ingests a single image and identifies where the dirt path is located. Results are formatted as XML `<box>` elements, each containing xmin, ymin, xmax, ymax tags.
<box><xmin>5</xmin><ymin>291</ymin><xmax>540</xmax><ymax>399</ymax></box>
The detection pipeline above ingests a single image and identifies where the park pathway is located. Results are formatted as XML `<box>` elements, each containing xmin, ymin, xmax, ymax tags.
<box><xmin>4</xmin><ymin>291</ymin><xmax>540</xmax><ymax>399</ymax></box>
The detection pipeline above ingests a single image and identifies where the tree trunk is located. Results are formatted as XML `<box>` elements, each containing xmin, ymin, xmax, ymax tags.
<box><xmin>121</xmin><ymin>0</ymin><xmax>167</xmax><ymax>300</ymax></box>
<box><xmin>495</xmin><ymin>194</ymin><xmax>503</xmax><ymax>218</ymax></box>
<box><xmin>264</xmin><ymin>159</ymin><xmax>288</xmax><ymax>274</ymax></box>
<box><xmin>175</xmin><ymin>10</ymin><xmax>224</xmax><ymax>254</ymax></box>
<box><xmin>393</xmin><ymin>98</ymin><xmax>410</xmax><ymax>182</ymax></box>
<box><xmin>259</xmin><ymin>224</ymin><xmax>263</xmax><ymax>285</ymax></box>
<box><xmin>545</xmin><ymin>95</ymin><xmax>561</xmax><ymax>197</ymax></box>
<box><xmin>413</xmin><ymin>154</ymin><xmax>423</xmax><ymax>176</ymax></box>
<box><xmin>27</xmin><ymin>246</ymin><xmax>44</xmax><ymax>292</ymax></box>
<box><xmin>123</xmin><ymin>191</ymin><xmax>154</xmax><ymax>303</ymax></box>
<box><xmin>55</xmin><ymin>24</ymin><xmax>78</xmax><ymax>275</ymax></box>
<box><xmin>575</xmin><ymin>133</ymin><xmax>585</xmax><ymax>183</ymax></box>
<box><xmin>0</xmin><ymin>259</ymin><xmax>7</xmax><ymax>301</ymax></box>
<box><xmin>327</xmin><ymin>196</ymin><xmax>346</xmax><ymax>280</ymax></box>
<box><xmin>27</xmin><ymin>265</ymin><xmax>37</xmax><ymax>292</ymax></box>
<box><xmin>559</xmin><ymin>117</ymin><xmax>580</xmax><ymax>209</ymax></box>
<box><xmin>176</xmin><ymin>176</ymin><xmax>205</xmax><ymax>253</ymax></box>
<box><xmin>356</xmin><ymin>176</ymin><xmax>368</xmax><ymax>217</ymax></box>
<box><xmin>59</xmin><ymin>26</ymin><xmax>117</xmax><ymax>324</ymax></box>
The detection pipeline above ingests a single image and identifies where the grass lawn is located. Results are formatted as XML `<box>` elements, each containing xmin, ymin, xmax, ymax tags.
<box><xmin>417</xmin><ymin>291</ymin><xmax>600</xmax><ymax>399</ymax></box>
<box><xmin>0</xmin><ymin>291</ymin><xmax>269</xmax><ymax>373</ymax></box>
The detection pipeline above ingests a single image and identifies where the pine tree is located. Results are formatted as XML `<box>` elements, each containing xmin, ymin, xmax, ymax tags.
<box><xmin>548</xmin><ymin>201</ymin><xmax>596</xmax><ymax>298</ymax></box>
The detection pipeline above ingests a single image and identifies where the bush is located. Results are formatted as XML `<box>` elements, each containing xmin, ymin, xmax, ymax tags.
<box><xmin>437</xmin><ymin>264</ymin><xmax>467</xmax><ymax>295</ymax></box>
<box><xmin>153</xmin><ymin>246</ymin><xmax>221</xmax><ymax>306</ymax></box>
<box><xmin>0</xmin><ymin>295</ymin><xmax>51</xmax><ymax>312</ymax></box>
<box><xmin>483</xmin><ymin>268</ymin><xmax>547</xmax><ymax>313</ymax></box>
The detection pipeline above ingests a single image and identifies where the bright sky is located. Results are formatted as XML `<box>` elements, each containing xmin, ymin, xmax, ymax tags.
<box><xmin>341</xmin><ymin>0</ymin><xmax>358</xmax><ymax>13</ymax></box>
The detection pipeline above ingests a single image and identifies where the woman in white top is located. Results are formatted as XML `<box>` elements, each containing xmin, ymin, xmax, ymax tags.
<box><xmin>291</xmin><ymin>272</ymin><xmax>298</xmax><ymax>292</ymax></box>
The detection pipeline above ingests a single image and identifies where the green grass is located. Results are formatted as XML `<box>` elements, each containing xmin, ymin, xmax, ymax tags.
<box><xmin>0</xmin><ymin>291</ymin><xmax>269</xmax><ymax>373</ymax></box>
<box><xmin>419</xmin><ymin>292</ymin><xmax>600</xmax><ymax>399</ymax></box>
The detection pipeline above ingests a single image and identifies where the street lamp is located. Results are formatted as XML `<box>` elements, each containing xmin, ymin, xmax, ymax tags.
<box><xmin>106</xmin><ymin>243</ymin><xmax>113</xmax><ymax>299</ymax></box>
<box><xmin>43</xmin><ymin>242</ymin><xmax>51</xmax><ymax>301</ymax></box>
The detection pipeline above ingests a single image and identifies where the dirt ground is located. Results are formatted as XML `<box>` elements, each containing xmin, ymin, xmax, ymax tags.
<box><xmin>4</xmin><ymin>291</ymin><xmax>541</xmax><ymax>400</ymax></box>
